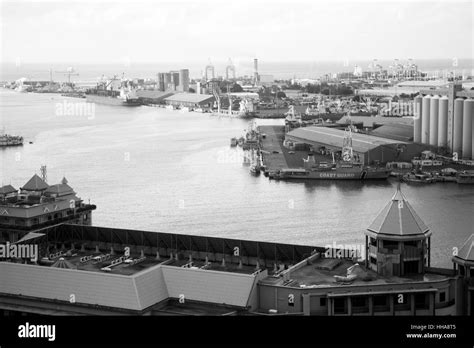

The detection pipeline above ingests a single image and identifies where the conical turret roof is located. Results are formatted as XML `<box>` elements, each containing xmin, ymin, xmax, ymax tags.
<box><xmin>453</xmin><ymin>234</ymin><xmax>474</xmax><ymax>266</ymax></box>
<box><xmin>366</xmin><ymin>186</ymin><xmax>430</xmax><ymax>241</ymax></box>
<box><xmin>22</xmin><ymin>174</ymin><xmax>48</xmax><ymax>191</ymax></box>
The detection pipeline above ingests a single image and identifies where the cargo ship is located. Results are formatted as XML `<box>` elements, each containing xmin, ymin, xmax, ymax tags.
<box><xmin>85</xmin><ymin>75</ymin><xmax>141</xmax><ymax>106</ymax></box>
<box><xmin>0</xmin><ymin>133</ymin><xmax>23</xmax><ymax>147</ymax></box>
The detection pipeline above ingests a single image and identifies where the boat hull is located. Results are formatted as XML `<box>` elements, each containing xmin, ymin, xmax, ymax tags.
<box><xmin>85</xmin><ymin>95</ymin><xmax>141</xmax><ymax>106</ymax></box>
<box><xmin>271</xmin><ymin>169</ymin><xmax>390</xmax><ymax>180</ymax></box>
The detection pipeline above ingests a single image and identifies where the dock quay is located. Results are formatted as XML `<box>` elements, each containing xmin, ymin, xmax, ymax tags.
<box><xmin>258</xmin><ymin>125</ymin><xmax>332</xmax><ymax>175</ymax></box>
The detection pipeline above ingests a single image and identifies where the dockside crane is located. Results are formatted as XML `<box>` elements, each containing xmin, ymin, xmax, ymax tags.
<box><xmin>55</xmin><ymin>67</ymin><xmax>79</xmax><ymax>84</ymax></box>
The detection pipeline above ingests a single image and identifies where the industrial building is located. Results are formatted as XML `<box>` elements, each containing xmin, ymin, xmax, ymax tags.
<box><xmin>285</xmin><ymin>127</ymin><xmax>424</xmax><ymax>165</ymax></box>
<box><xmin>337</xmin><ymin>115</ymin><xmax>413</xmax><ymax>129</ymax></box>
<box><xmin>369</xmin><ymin>123</ymin><xmax>414</xmax><ymax>142</ymax></box>
<box><xmin>0</xmin><ymin>185</ymin><xmax>472</xmax><ymax>316</ymax></box>
<box><xmin>414</xmin><ymin>83</ymin><xmax>474</xmax><ymax>159</ymax></box>
<box><xmin>156</xmin><ymin>69</ymin><xmax>190</xmax><ymax>92</ymax></box>
<box><xmin>135</xmin><ymin>90</ymin><xmax>174</xmax><ymax>105</ymax></box>
<box><xmin>164</xmin><ymin>93</ymin><xmax>215</xmax><ymax>109</ymax></box>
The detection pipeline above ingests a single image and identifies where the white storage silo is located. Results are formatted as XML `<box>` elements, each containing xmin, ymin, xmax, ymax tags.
<box><xmin>429</xmin><ymin>96</ymin><xmax>439</xmax><ymax>146</ymax></box>
<box><xmin>438</xmin><ymin>96</ymin><xmax>448</xmax><ymax>148</ymax></box>
<box><xmin>421</xmin><ymin>95</ymin><xmax>431</xmax><ymax>144</ymax></box>
<box><xmin>462</xmin><ymin>99</ymin><xmax>473</xmax><ymax>159</ymax></box>
<box><xmin>414</xmin><ymin>95</ymin><xmax>422</xmax><ymax>143</ymax></box>
<box><xmin>453</xmin><ymin>98</ymin><xmax>464</xmax><ymax>156</ymax></box>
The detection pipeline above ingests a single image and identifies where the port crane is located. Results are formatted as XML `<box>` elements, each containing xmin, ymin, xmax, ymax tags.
<box><xmin>342</xmin><ymin>124</ymin><xmax>356</xmax><ymax>162</ymax></box>
<box><xmin>55</xmin><ymin>67</ymin><xmax>79</xmax><ymax>84</ymax></box>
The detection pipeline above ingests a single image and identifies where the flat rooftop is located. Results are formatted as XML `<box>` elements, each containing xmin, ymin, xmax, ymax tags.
<box><xmin>287</xmin><ymin>126</ymin><xmax>409</xmax><ymax>153</ymax></box>
<box><xmin>38</xmin><ymin>250</ymin><xmax>260</xmax><ymax>276</ymax></box>
<box><xmin>260</xmin><ymin>258</ymin><xmax>450</xmax><ymax>289</ymax></box>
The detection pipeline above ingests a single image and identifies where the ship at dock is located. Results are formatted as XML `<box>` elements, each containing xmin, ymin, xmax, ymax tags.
<box><xmin>85</xmin><ymin>75</ymin><xmax>141</xmax><ymax>106</ymax></box>
<box><xmin>0</xmin><ymin>133</ymin><xmax>23</xmax><ymax>147</ymax></box>
<box><xmin>270</xmin><ymin>127</ymin><xmax>390</xmax><ymax>180</ymax></box>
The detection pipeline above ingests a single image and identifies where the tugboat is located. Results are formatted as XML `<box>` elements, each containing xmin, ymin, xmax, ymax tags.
<box><xmin>269</xmin><ymin>127</ymin><xmax>390</xmax><ymax>181</ymax></box>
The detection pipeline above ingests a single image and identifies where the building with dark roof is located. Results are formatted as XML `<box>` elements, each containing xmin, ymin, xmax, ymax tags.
<box><xmin>285</xmin><ymin>126</ymin><xmax>424</xmax><ymax>165</ymax></box>
<box><xmin>0</xmin><ymin>173</ymin><xmax>96</xmax><ymax>243</ymax></box>
<box><xmin>21</xmin><ymin>174</ymin><xmax>48</xmax><ymax>192</ymax></box>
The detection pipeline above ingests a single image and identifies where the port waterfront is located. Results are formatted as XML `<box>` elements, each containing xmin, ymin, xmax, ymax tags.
<box><xmin>1</xmin><ymin>90</ymin><xmax>473</xmax><ymax>269</ymax></box>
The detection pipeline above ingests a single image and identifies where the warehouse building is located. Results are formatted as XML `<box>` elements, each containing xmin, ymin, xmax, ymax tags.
<box><xmin>370</xmin><ymin>123</ymin><xmax>414</xmax><ymax>142</ymax></box>
<box><xmin>285</xmin><ymin>126</ymin><xmax>425</xmax><ymax>165</ymax></box>
<box><xmin>136</xmin><ymin>90</ymin><xmax>174</xmax><ymax>105</ymax></box>
<box><xmin>164</xmin><ymin>93</ymin><xmax>215</xmax><ymax>109</ymax></box>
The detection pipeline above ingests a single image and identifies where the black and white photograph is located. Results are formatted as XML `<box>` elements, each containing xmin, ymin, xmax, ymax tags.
<box><xmin>0</xmin><ymin>0</ymin><xmax>473</xmax><ymax>346</ymax></box>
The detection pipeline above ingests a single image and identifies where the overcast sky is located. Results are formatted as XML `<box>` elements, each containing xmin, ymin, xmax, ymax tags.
<box><xmin>1</xmin><ymin>0</ymin><xmax>472</xmax><ymax>64</ymax></box>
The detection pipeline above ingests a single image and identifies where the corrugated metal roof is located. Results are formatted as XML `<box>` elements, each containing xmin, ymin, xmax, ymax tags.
<box><xmin>0</xmin><ymin>263</ymin><xmax>142</xmax><ymax>310</ymax></box>
<box><xmin>161</xmin><ymin>266</ymin><xmax>255</xmax><ymax>307</ymax></box>
<box><xmin>337</xmin><ymin>115</ymin><xmax>413</xmax><ymax>127</ymax></box>
<box><xmin>133</xmin><ymin>265</ymin><xmax>168</xmax><ymax>309</ymax></box>
<box><xmin>370</xmin><ymin>124</ymin><xmax>414</xmax><ymax>142</ymax></box>
<box><xmin>164</xmin><ymin>93</ymin><xmax>215</xmax><ymax>103</ymax></box>
<box><xmin>287</xmin><ymin>126</ymin><xmax>407</xmax><ymax>153</ymax></box>
<box><xmin>367</xmin><ymin>188</ymin><xmax>430</xmax><ymax>239</ymax></box>
<box><xmin>136</xmin><ymin>90</ymin><xmax>174</xmax><ymax>99</ymax></box>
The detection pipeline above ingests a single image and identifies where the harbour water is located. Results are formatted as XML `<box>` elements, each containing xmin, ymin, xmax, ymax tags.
<box><xmin>1</xmin><ymin>89</ymin><xmax>473</xmax><ymax>267</ymax></box>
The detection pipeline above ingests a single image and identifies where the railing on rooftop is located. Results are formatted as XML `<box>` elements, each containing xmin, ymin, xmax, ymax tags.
<box><xmin>0</xmin><ymin>204</ymin><xmax>96</xmax><ymax>232</ymax></box>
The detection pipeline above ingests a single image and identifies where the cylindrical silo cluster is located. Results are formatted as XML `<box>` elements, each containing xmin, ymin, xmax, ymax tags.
<box><xmin>413</xmin><ymin>95</ymin><xmax>422</xmax><ymax>143</ymax></box>
<box><xmin>462</xmin><ymin>99</ymin><xmax>474</xmax><ymax>159</ymax></box>
<box><xmin>453</xmin><ymin>98</ymin><xmax>464</xmax><ymax>156</ymax></box>
<box><xmin>438</xmin><ymin>96</ymin><xmax>448</xmax><ymax>148</ymax></box>
<box><xmin>413</xmin><ymin>93</ymin><xmax>473</xmax><ymax>159</ymax></box>
<box><xmin>429</xmin><ymin>96</ymin><xmax>439</xmax><ymax>146</ymax></box>
<box><xmin>421</xmin><ymin>95</ymin><xmax>431</xmax><ymax>144</ymax></box>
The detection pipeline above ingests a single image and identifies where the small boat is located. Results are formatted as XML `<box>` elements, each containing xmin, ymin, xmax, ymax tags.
<box><xmin>402</xmin><ymin>172</ymin><xmax>435</xmax><ymax>184</ymax></box>
<box><xmin>456</xmin><ymin>170</ymin><xmax>474</xmax><ymax>184</ymax></box>
<box><xmin>249</xmin><ymin>164</ymin><xmax>261</xmax><ymax>175</ymax></box>
<box><xmin>230</xmin><ymin>137</ymin><xmax>238</xmax><ymax>147</ymax></box>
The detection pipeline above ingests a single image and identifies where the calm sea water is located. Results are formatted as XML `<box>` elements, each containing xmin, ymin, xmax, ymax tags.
<box><xmin>1</xmin><ymin>90</ymin><xmax>473</xmax><ymax>267</ymax></box>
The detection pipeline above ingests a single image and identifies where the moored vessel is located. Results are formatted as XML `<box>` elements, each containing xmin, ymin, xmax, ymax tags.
<box><xmin>0</xmin><ymin>133</ymin><xmax>24</xmax><ymax>147</ymax></box>
<box><xmin>85</xmin><ymin>75</ymin><xmax>141</xmax><ymax>106</ymax></box>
